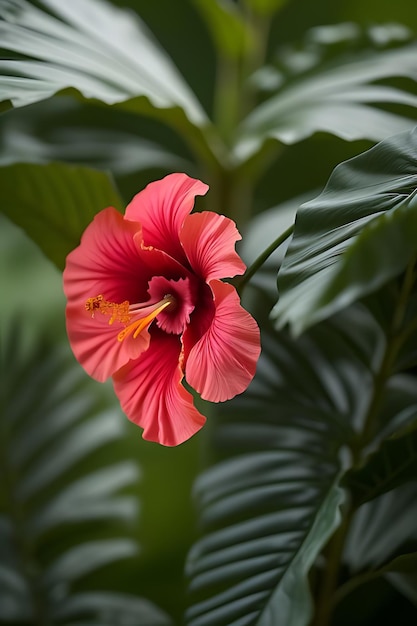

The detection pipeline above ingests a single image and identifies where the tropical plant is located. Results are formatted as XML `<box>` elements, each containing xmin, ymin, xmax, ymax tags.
<box><xmin>0</xmin><ymin>321</ymin><xmax>170</xmax><ymax>625</ymax></box>
<box><xmin>1</xmin><ymin>0</ymin><xmax>417</xmax><ymax>624</ymax></box>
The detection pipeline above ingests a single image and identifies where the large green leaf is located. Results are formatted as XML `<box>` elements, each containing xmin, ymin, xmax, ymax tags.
<box><xmin>41</xmin><ymin>539</ymin><xmax>138</xmax><ymax>586</ymax></box>
<box><xmin>0</xmin><ymin>161</ymin><xmax>123</xmax><ymax>270</ymax></box>
<box><xmin>30</xmin><ymin>462</ymin><xmax>139</xmax><ymax>534</ymax></box>
<box><xmin>0</xmin><ymin>0</ymin><xmax>206</xmax><ymax>126</ymax></box>
<box><xmin>345</xmin><ymin>482</ymin><xmax>417</xmax><ymax>573</ymax></box>
<box><xmin>186</xmin><ymin>299</ymin><xmax>382</xmax><ymax>626</ymax></box>
<box><xmin>0</xmin><ymin>321</ymin><xmax>169</xmax><ymax>624</ymax></box>
<box><xmin>343</xmin><ymin>420</ymin><xmax>417</xmax><ymax>508</ymax></box>
<box><xmin>236</xmin><ymin>25</ymin><xmax>417</xmax><ymax>160</ymax></box>
<box><xmin>273</xmin><ymin>126</ymin><xmax>417</xmax><ymax>334</ymax></box>
<box><xmin>0</xmin><ymin>98</ymin><xmax>192</xmax><ymax>175</ymax></box>
<box><xmin>53</xmin><ymin>591</ymin><xmax>171</xmax><ymax>624</ymax></box>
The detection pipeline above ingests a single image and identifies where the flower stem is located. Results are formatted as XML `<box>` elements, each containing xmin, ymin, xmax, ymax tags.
<box><xmin>237</xmin><ymin>223</ymin><xmax>294</xmax><ymax>295</ymax></box>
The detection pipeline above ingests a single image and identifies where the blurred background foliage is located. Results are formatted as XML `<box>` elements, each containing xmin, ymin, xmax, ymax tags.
<box><xmin>1</xmin><ymin>0</ymin><xmax>417</xmax><ymax>624</ymax></box>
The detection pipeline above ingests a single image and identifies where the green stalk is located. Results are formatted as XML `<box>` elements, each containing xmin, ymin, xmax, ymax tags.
<box><xmin>361</xmin><ymin>259</ymin><xmax>416</xmax><ymax>445</ymax></box>
<box><xmin>208</xmin><ymin>3</ymin><xmax>274</xmax><ymax>226</ymax></box>
<box><xmin>312</xmin><ymin>258</ymin><xmax>417</xmax><ymax>626</ymax></box>
<box><xmin>237</xmin><ymin>223</ymin><xmax>294</xmax><ymax>295</ymax></box>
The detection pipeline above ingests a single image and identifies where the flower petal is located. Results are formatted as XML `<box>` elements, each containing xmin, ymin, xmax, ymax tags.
<box><xmin>185</xmin><ymin>281</ymin><xmax>261</xmax><ymax>402</ymax></box>
<box><xmin>113</xmin><ymin>331</ymin><xmax>206</xmax><ymax>446</ymax></box>
<box><xmin>65</xmin><ymin>302</ymin><xmax>150</xmax><ymax>382</ymax></box>
<box><xmin>63</xmin><ymin>207</ymin><xmax>150</xmax><ymax>381</ymax></box>
<box><xmin>125</xmin><ymin>173</ymin><xmax>208</xmax><ymax>263</ymax></box>
<box><xmin>180</xmin><ymin>211</ymin><xmax>246</xmax><ymax>281</ymax></box>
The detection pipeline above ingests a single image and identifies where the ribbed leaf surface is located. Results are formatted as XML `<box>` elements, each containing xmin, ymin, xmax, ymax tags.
<box><xmin>0</xmin><ymin>322</ymin><xmax>167</xmax><ymax>623</ymax></box>
<box><xmin>0</xmin><ymin>0</ymin><xmax>205</xmax><ymax>126</ymax></box>
<box><xmin>237</xmin><ymin>25</ymin><xmax>417</xmax><ymax>159</ymax></box>
<box><xmin>186</xmin><ymin>302</ymin><xmax>382</xmax><ymax>626</ymax></box>
<box><xmin>344</xmin><ymin>420</ymin><xmax>417</xmax><ymax>508</ymax></box>
<box><xmin>273</xmin><ymin>126</ymin><xmax>417</xmax><ymax>334</ymax></box>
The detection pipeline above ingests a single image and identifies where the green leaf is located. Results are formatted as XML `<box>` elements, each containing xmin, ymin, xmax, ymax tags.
<box><xmin>258</xmin><ymin>484</ymin><xmax>344</xmax><ymax>626</ymax></box>
<box><xmin>345</xmin><ymin>483</ymin><xmax>417</xmax><ymax>572</ymax></box>
<box><xmin>385</xmin><ymin>554</ymin><xmax>417</xmax><ymax>607</ymax></box>
<box><xmin>53</xmin><ymin>591</ymin><xmax>172</xmax><ymax>624</ymax></box>
<box><xmin>236</xmin><ymin>28</ymin><xmax>417</xmax><ymax>160</ymax></box>
<box><xmin>0</xmin><ymin>99</ymin><xmax>192</xmax><ymax>175</ymax></box>
<box><xmin>192</xmin><ymin>0</ymin><xmax>252</xmax><ymax>59</ymax></box>
<box><xmin>0</xmin><ymin>320</ymin><xmax>161</xmax><ymax>622</ymax></box>
<box><xmin>383</xmin><ymin>552</ymin><xmax>417</xmax><ymax>575</ymax></box>
<box><xmin>16</xmin><ymin>411</ymin><xmax>125</xmax><ymax>500</ymax></box>
<box><xmin>0</xmin><ymin>566</ymin><xmax>32</xmax><ymax>622</ymax></box>
<box><xmin>273</xmin><ymin>126</ymin><xmax>417</xmax><ymax>334</ymax></box>
<box><xmin>30</xmin><ymin>462</ymin><xmax>139</xmax><ymax>534</ymax></box>
<box><xmin>343</xmin><ymin>421</ymin><xmax>417</xmax><ymax>508</ymax></box>
<box><xmin>41</xmin><ymin>539</ymin><xmax>138</xmax><ymax>586</ymax></box>
<box><xmin>186</xmin><ymin>300</ymin><xmax>381</xmax><ymax>626</ymax></box>
<box><xmin>0</xmin><ymin>161</ymin><xmax>123</xmax><ymax>270</ymax></box>
<box><xmin>0</xmin><ymin>0</ymin><xmax>206</xmax><ymax>127</ymax></box>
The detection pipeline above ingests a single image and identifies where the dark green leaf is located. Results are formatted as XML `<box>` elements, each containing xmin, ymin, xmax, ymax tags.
<box><xmin>42</xmin><ymin>539</ymin><xmax>138</xmax><ymax>587</ymax></box>
<box><xmin>237</xmin><ymin>29</ymin><xmax>417</xmax><ymax>160</ymax></box>
<box><xmin>343</xmin><ymin>421</ymin><xmax>417</xmax><ymax>507</ymax></box>
<box><xmin>386</xmin><ymin>559</ymin><xmax>417</xmax><ymax>607</ymax></box>
<box><xmin>0</xmin><ymin>99</ymin><xmax>192</xmax><ymax>174</ymax></box>
<box><xmin>345</xmin><ymin>483</ymin><xmax>417</xmax><ymax>572</ymax></box>
<box><xmin>53</xmin><ymin>591</ymin><xmax>172</xmax><ymax>624</ymax></box>
<box><xmin>16</xmin><ymin>411</ymin><xmax>125</xmax><ymax>500</ymax></box>
<box><xmin>186</xmin><ymin>300</ymin><xmax>381</xmax><ymax>626</ymax></box>
<box><xmin>0</xmin><ymin>161</ymin><xmax>123</xmax><ymax>270</ymax></box>
<box><xmin>0</xmin><ymin>0</ymin><xmax>206</xmax><ymax>127</ymax></box>
<box><xmin>383</xmin><ymin>552</ymin><xmax>417</xmax><ymax>575</ymax></box>
<box><xmin>0</xmin><ymin>321</ymin><xmax>155</xmax><ymax>621</ymax></box>
<box><xmin>30</xmin><ymin>462</ymin><xmax>139</xmax><ymax>534</ymax></box>
<box><xmin>273</xmin><ymin>126</ymin><xmax>417</xmax><ymax>334</ymax></box>
<box><xmin>342</xmin><ymin>487</ymin><xmax>417</xmax><ymax>608</ymax></box>
<box><xmin>0</xmin><ymin>566</ymin><xmax>32</xmax><ymax>621</ymax></box>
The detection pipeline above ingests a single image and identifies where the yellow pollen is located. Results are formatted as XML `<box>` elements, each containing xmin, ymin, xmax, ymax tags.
<box><xmin>85</xmin><ymin>294</ymin><xmax>175</xmax><ymax>342</ymax></box>
<box><xmin>85</xmin><ymin>295</ymin><xmax>131</xmax><ymax>324</ymax></box>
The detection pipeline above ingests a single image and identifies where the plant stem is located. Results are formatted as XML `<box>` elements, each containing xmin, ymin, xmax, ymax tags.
<box><xmin>361</xmin><ymin>259</ymin><xmax>416</xmax><ymax>446</ymax></box>
<box><xmin>312</xmin><ymin>258</ymin><xmax>417</xmax><ymax>626</ymax></box>
<box><xmin>312</xmin><ymin>508</ymin><xmax>353</xmax><ymax>626</ymax></box>
<box><xmin>237</xmin><ymin>223</ymin><xmax>294</xmax><ymax>295</ymax></box>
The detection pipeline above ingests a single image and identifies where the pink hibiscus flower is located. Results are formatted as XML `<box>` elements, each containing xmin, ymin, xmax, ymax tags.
<box><xmin>63</xmin><ymin>173</ymin><xmax>260</xmax><ymax>446</ymax></box>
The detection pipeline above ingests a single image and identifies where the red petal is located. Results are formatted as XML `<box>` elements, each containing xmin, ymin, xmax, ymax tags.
<box><xmin>113</xmin><ymin>331</ymin><xmax>206</xmax><ymax>446</ymax></box>
<box><xmin>180</xmin><ymin>211</ymin><xmax>246</xmax><ymax>281</ymax></box>
<box><xmin>186</xmin><ymin>281</ymin><xmax>261</xmax><ymax>402</ymax></box>
<box><xmin>125</xmin><ymin>173</ymin><xmax>208</xmax><ymax>264</ymax></box>
<box><xmin>63</xmin><ymin>208</ymin><xmax>150</xmax><ymax>381</ymax></box>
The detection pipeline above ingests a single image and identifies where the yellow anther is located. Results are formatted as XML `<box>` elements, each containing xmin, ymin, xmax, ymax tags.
<box><xmin>85</xmin><ymin>294</ymin><xmax>175</xmax><ymax>342</ymax></box>
<box><xmin>85</xmin><ymin>295</ymin><xmax>131</xmax><ymax>324</ymax></box>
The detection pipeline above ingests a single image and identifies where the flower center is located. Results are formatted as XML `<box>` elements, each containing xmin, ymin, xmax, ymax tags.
<box><xmin>85</xmin><ymin>293</ymin><xmax>176</xmax><ymax>342</ymax></box>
